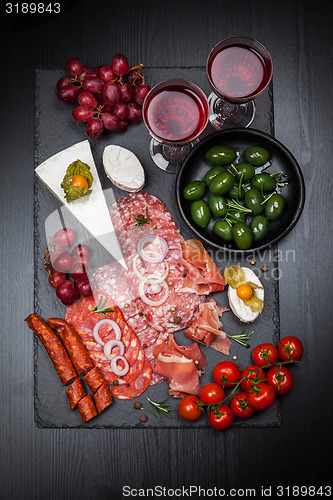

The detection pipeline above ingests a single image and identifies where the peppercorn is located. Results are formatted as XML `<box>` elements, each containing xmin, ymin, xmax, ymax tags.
<box><xmin>262</xmin><ymin>265</ymin><xmax>269</xmax><ymax>272</ymax></box>
<box><xmin>113</xmin><ymin>380</ymin><xmax>119</xmax><ymax>386</ymax></box>
<box><xmin>140</xmin><ymin>415</ymin><xmax>148</xmax><ymax>423</ymax></box>
<box><xmin>134</xmin><ymin>402</ymin><xmax>142</xmax><ymax>409</ymax></box>
<box><xmin>250</xmin><ymin>260</ymin><xmax>256</xmax><ymax>266</ymax></box>
<box><xmin>174</xmin><ymin>316</ymin><xmax>182</xmax><ymax>324</ymax></box>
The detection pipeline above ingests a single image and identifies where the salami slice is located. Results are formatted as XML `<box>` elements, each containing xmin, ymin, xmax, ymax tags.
<box><xmin>111</xmin><ymin>357</ymin><xmax>152</xmax><ymax>400</ymax></box>
<box><xmin>66</xmin><ymin>377</ymin><xmax>86</xmax><ymax>410</ymax></box>
<box><xmin>77</xmin><ymin>394</ymin><xmax>98</xmax><ymax>423</ymax></box>
<box><xmin>94</xmin><ymin>383</ymin><xmax>113</xmax><ymax>413</ymax></box>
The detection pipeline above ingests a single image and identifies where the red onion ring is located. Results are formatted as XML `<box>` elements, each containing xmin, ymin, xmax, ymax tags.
<box><xmin>137</xmin><ymin>235</ymin><xmax>168</xmax><ymax>263</ymax></box>
<box><xmin>103</xmin><ymin>339</ymin><xmax>125</xmax><ymax>360</ymax></box>
<box><xmin>147</xmin><ymin>283</ymin><xmax>162</xmax><ymax>295</ymax></box>
<box><xmin>110</xmin><ymin>355</ymin><xmax>129</xmax><ymax>376</ymax></box>
<box><xmin>93</xmin><ymin>319</ymin><xmax>122</xmax><ymax>346</ymax></box>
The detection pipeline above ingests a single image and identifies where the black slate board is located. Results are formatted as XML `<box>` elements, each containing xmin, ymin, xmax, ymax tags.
<box><xmin>34</xmin><ymin>67</ymin><xmax>280</xmax><ymax>428</ymax></box>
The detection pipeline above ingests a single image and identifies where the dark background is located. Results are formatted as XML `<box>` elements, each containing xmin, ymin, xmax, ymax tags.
<box><xmin>1</xmin><ymin>0</ymin><xmax>332</xmax><ymax>498</ymax></box>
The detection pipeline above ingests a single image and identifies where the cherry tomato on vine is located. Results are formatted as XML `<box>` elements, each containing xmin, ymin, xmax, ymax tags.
<box><xmin>278</xmin><ymin>336</ymin><xmax>304</xmax><ymax>362</ymax></box>
<box><xmin>267</xmin><ymin>366</ymin><xmax>294</xmax><ymax>395</ymax></box>
<box><xmin>240</xmin><ymin>365</ymin><xmax>266</xmax><ymax>392</ymax></box>
<box><xmin>247</xmin><ymin>383</ymin><xmax>276</xmax><ymax>411</ymax></box>
<box><xmin>178</xmin><ymin>395</ymin><xmax>203</xmax><ymax>422</ymax></box>
<box><xmin>213</xmin><ymin>361</ymin><xmax>241</xmax><ymax>388</ymax></box>
<box><xmin>208</xmin><ymin>406</ymin><xmax>234</xmax><ymax>430</ymax></box>
<box><xmin>199</xmin><ymin>383</ymin><xmax>225</xmax><ymax>404</ymax></box>
<box><xmin>252</xmin><ymin>343</ymin><xmax>278</xmax><ymax>367</ymax></box>
<box><xmin>230</xmin><ymin>392</ymin><xmax>255</xmax><ymax>419</ymax></box>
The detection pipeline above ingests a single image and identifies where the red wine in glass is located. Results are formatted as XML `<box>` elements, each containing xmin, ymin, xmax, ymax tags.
<box><xmin>206</xmin><ymin>37</ymin><xmax>273</xmax><ymax>128</ymax></box>
<box><xmin>143</xmin><ymin>79</ymin><xmax>209</xmax><ymax>173</ymax></box>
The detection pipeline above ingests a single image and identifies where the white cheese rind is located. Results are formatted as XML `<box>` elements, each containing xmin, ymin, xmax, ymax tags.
<box><xmin>228</xmin><ymin>267</ymin><xmax>264</xmax><ymax>323</ymax></box>
<box><xmin>35</xmin><ymin>140</ymin><xmax>125</xmax><ymax>265</ymax></box>
<box><xmin>103</xmin><ymin>145</ymin><xmax>145</xmax><ymax>192</ymax></box>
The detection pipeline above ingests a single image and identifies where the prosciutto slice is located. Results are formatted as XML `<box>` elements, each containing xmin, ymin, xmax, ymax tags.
<box><xmin>185</xmin><ymin>299</ymin><xmax>232</xmax><ymax>356</ymax></box>
<box><xmin>178</xmin><ymin>239</ymin><xmax>226</xmax><ymax>295</ymax></box>
<box><xmin>153</xmin><ymin>335</ymin><xmax>206</xmax><ymax>398</ymax></box>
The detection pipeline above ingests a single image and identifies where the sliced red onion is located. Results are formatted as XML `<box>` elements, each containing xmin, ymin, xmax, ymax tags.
<box><xmin>110</xmin><ymin>355</ymin><xmax>129</xmax><ymax>376</ymax></box>
<box><xmin>103</xmin><ymin>339</ymin><xmax>125</xmax><ymax>360</ymax></box>
<box><xmin>93</xmin><ymin>319</ymin><xmax>122</xmax><ymax>346</ymax></box>
<box><xmin>137</xmin><ymin>235</ymin><xmax>168</xmax><ymax>263</ymax></box>
<box><xmin>132</xmin><ymin>254</ymin><xmax>169</xmax><ymax>283</ymax></box>
<box><xmin>138</xmin><ymin>280</ymin><xmax>169</xmax><ymax>306</ymax></box>
<box><xmin>147</xmin><ymin>283</ymin><xmax>162</xmax><ymax>295</ymax></box>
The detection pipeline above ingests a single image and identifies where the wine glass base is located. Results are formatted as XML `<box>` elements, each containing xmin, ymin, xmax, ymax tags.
<box><xmin>208</xmin><ymin>92</ymin><xmax>255</xmax><ymax>130</ymax></box>
<box><xmin>149</xmin><ymin>139</ymin><xmax>196</xmax><ymax>173</ymax></box>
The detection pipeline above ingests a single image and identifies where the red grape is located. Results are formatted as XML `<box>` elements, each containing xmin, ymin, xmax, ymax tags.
<box><xmin>72</xmin><ymin>256</ymin><xmax>90</xmax><ymax>269</ymax></box>
<box><xmin>86</xmin><ymin>118</ymin><xmax>104</xmax><ymax>138</ymax></box>
<box><xmin>66</xmin><ymin>57</ymin><xmax>83</xmax><ymax>76</ymax></box>
<box><xmin>102</xmin><ymin>112</ymin><xmax>121</xmax><ymax>131</ymax></box>
<box><xmin>56</xmin><ymin>280</ymin><xmax>79</xmax><ymax>305</ymax></box>
<box><xmin>113</xmin><ymin>101</ymin><xmax>128</xmax><ymax>120</ymax></box>
<box><xmin>85</xmin><ymin>68</ymin><xmax>100</xmax><ymax>78</ymax></box>
<box><xmin>49</xmin><ymin>269</ymin><xmax>67</xmax><ymax>289</ymax></box>
<box><xmin>72</xmin><ymin>106</ymin><xmax>94</xmax><ymax>122</ymax></box>
<box><xmin>71</xmin><ymin>244</ymin><xmax>91</xmax><ymax>259</ymax></box>
<box><xmin>53</xmin><ymin>228</ymin><xmax>76</xmax><ymax>248</ymax></box>
<box><xmin>75</xmin><ymin>279</ymin><xmax>93</xmax><ymax>297</ymax></box>
<box><xmin>78</xmin><ymin>91</ymin><xmax>98</xmax><ymax>110</ymax></box>
<box><xmin>111</xmin><ymin>54</ymin><xmax>129</xmax><ymax>76</ymax></box>
<box><xmin>52</xmin><ymin>251</ymin><xmax>73</xmax><ymax>272</ymax></box>
<box><xmin>57</xmin><ymin>85</ymin><xmax>78</xmax><ymax>102</ymax></box>
<box><xmin>98</xmin><ymin>65</ymin><xmax>116</xmax><ymax>83</ymax></box>
<box><xmin>118</xmin><ymin>119</ymin><xmax>129</xmax><ymax>132</ymax></box>
<box><xmin>82</xmin><ymin>76</ymin><xmax>104</xmax><ymax>93</ymax></box>
<box><xmin>70</xmin><ymin>262</ymin><xmax>88</xmax><ymax>281</ymax></box>
<box><xmin>134</xmin><ymin>84</ymin><xmax>151</xmax><ymax>105</ymax></box>
<box><xmin>77</xmin><ymin>65</ymin><xmax>90</xmax><ymax>82</ymax></box>
<box><xmin>119</xmin><ymin>83</ymin><xmax>134</xmax><ymax>102</ymax></box>
<box><xmin>127</xmin><ymin>102</ymin><xmax>142</xmax><ymax>123</ymax></box>
<box><xmin>126</xmin><ymin>68</ymin><xmax>143</xmax><ymax>86</ymax></box>
<box><xmin>56</xmin><ymin>77</ymin><xmax>70</xmax><ymax>91</ymax></box>
<box><xmin>102</xmin><ymin>82</ymin><xmax>120</xmax><ymax>105</ymax></box>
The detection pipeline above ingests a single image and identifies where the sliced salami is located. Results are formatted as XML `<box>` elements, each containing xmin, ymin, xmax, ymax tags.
<box><xmin>110</xmin><ymin>356</ymin><xmax>152</xmax><ymax>400</ymax></box>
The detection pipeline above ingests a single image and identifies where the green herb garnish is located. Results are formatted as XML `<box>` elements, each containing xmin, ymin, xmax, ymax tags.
<box><xmin>141</xmin><ymin>397</ymin><xmax>174</xmax><ymax>419</ymax></box>
<box><xmin>227</xmin><ymin>328</ymin><xmax>254</xmax><ymax>347</ymax></box>
<box><xmin>131</xmin><ymin>207</ymin><xmax>152</xmax><ymax>228</ymax></box>
<box><xmin>91</xmin><ymin>295</ymin><xmax>115</xmax><ymax>316</ymax></box>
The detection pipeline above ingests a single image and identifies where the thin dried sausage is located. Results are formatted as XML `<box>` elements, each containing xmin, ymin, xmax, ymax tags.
<box><xmin>94</xmin><ymin>383</ymin><xmax>113</xmax><ymax>413</ymax></box>
<box><xmin>77</xmin><ymin>394</ymin><xmax>98</xmax><ymax>423</ymax></box>
<box><xmin>66</xmin><ymin>378</ymin><xmax>86</xmax><ymax>410</ymax></box>
<box><xmin>25</xmin><ymin>314</ymin><xmax>77</xmax><ymax>386</ymax></box>
<box><xmin>84</xmin><ymin>366</ymin><xmax>105</xmax><ymax>393</ymax></box>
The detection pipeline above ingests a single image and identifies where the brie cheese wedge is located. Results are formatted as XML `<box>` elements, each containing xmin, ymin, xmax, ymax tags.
<box><xmin>228</xmin><ymin>267</ymin><xmax>264</xmax><ymax>323</ymax></box>
<box><xmin>35</xmin><ymin>140</ymin><xmax>125</xmax><ymax>266</ymax></box>
<box><xmin>103</xmin><ymin>145</ymin><xmax>145</xmax><ymax>192</ymax></box>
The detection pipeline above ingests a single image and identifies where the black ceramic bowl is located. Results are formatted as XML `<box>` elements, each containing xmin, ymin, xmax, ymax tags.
<box><xmin>176</xmin><ymin>128</ymin><xmax>305</xmax><ymax>254</ymax></box>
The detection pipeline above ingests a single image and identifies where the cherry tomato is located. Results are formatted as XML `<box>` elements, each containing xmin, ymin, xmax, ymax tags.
<box><xmin>247</xmin><ymin>383</ymin><xmax>276</xmax><ymax>411</ymax></box>
<box><xmin>71</xmin><ymin>174</ymin><xmax>88</xmax><ymax>189</ymax></box>
<box><xmin>278</xmin><ymin>336</ymin><xmax>304</xmax><ymax>362</ymax></box>
<box><xmin>230</xmin><ymin>392</ymin><xmax>256</xmax><ymax>419</ymax></box>
<box><xmin>213</xmin><ymin>361</ymin><xmax>241</xmax><ymax>388</ymax></box>
<box><xmin>237</xmin><ymin>284</ymin><xmax>253</xmax><ymax>300</ymax></box>
<box><xmin>208</xmin><ymin>406</ymin><xmax>234</xmax><ymax>430</ymax></box>
<box><xmin>267</xmin><ymin>366</ymin><xmax>294</xmax><ymax>395</ymax></box>
<box><xmin>199</xmin><ymin>383</ymin><xmax>225</xmax><ymax>404</ymax></box>
<box><xmin>252</xmin><ymin>343</ymin><xmax>278</xmax><ymax>367</ymax></box>
<box><xmin>240</xmin><ymin>365</ymin><xmax>266</xmax><ymax>392</ymax></box>
<box><xmin>178</xmin><ymin>395</ymin><xmax>203</xmax><ymax>422</ymax></box>
<box><xmin>53</xmin><ymin>228</ymin><xmax>76</xmax><ymax>248</ymax></box>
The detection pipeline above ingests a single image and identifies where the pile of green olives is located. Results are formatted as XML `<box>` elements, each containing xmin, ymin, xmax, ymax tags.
<box><xmin>182</xmin><ymin>144</ymin><xmax>286</xmax><ymax>250</ymax></box>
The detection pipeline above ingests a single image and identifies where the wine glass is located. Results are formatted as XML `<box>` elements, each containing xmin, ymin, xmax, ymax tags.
<box><xmin>206</xmin><ymin>36</ymin><xmax>273</xmax><ymax>129</ymax></box>
<box><xmin>142</xmin><ymin>79</ymin><xmax>209</xmax><ymax>173</ymax></box>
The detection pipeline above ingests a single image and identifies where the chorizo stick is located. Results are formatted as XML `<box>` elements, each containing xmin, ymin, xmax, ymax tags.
<box><xmin>77</xmin><ymin>394</ymin><xmax>98</xmax><ymax>422</ymax></box>
<box><xmin>47</xmin><ymin>317</ymin><xmax>95</xmax><ymax>376</ymax></box>
<box><xmin>25</xmin><ymin>314</ymin><xmax>77</xmax><ymax>386</ymax></box>
<box><xmin>66</xmin><ymin>378</ymin><xmax>86</xmax><ymax>411</ymax></box>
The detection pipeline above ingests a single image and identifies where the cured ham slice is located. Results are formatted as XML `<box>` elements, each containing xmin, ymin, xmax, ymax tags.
<box><xmin>153</xmin><ymin>335</ymin><xmax>206</xmax><ymax>398</ymax></box>
<box><xmin>185</xmin><ymin>299</ymin><xmax>232</xmax><ymax>356</ymax></box>
<box><xmin>178</xmin><ymin>239</ymin><xmax>226</xmax><ymax>295</ymax></box>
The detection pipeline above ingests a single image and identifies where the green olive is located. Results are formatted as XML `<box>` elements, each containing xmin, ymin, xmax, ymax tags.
<box><xmin>252</xmin><ymin>173</ymin><xmax>276</xmax><ymax>193</ymax></box>
<box><xmin>213</xmin><ymin>220</ymin><xmax>233</xmax><ymax>241</ymax></box>
<box><xmin>233</xmin><ymin>162</ymin><xmax>255</xmax><ymax>182</ymax></box>
<box><xmin>205</xmin><ymin>145</ymin><xmax>237</xmax><ymax>165</ymax></box>
<box><xmin>209</xmin><ymin>171</ymin><xmax>235</xmax><ymax>195</ymax></box>
<box><xmin>265</xmin><ymin>194</ymin><xmax>285</xmax><ymax>220</ymax></box>
<box><xmin>208</xmin><ymin>194</ymin><xmax>227</xmax><ymax>217</ymax></box>
<box><xmin>227</xmin><ymin>181</ymin><xmax>245</xmax><ymax>200</ymax></box>
<box><xmin>183</xmin><ymin>180</ymin><xmax>206</xmax><ymax>201</ymax></box>
<box><xmin>244</xmin><ymin>146</ymin><xmax>270</xmax><ymax>166</ymax></box>
<box><xmin>232</xmin><ymin>221</ymin><xmax>253</xmax><ymax>250</ymax></box>
<box><xmin>250</xmin><ymin>215</ymin><xmax>269</xmax><ymax>242</ymax></box>
<box><xmin>190</xmin><ymin>200</ymin><xmax>211</xmax><ymax>228</ymax></box>
<box><xmin>244</xmin><ymin>188</ymin><xmax>265</xmax><ymax>215</ymax></box>
<box><xmin>204</xmin><ymin>166</ymin><xmax>226</xmax><ymax>186</ymax></box>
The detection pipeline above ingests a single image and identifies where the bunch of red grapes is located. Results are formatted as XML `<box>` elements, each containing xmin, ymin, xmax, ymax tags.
<box><xmin>56</xmin><ymin>55</ymin><xmax>151</xmax><ymax>138</ymax></box>
<box><xmin>45</xmin><ymin>228</ymin><xmax>93</xmax><ymax>306</ymax></box>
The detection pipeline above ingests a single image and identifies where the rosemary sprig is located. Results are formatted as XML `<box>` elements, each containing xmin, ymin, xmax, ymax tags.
<box><xmin>142</xmin><ymin>397</ymin><xmax>174</xmax><ymax>419</ymax></box>
<box><xmin>91</xmin><ymin>295</ymin><xmax>115</xmax><ymax>316</ymax></box>
<box><xmin>132</xmin><ymin>207</ymin><xmax>151</xmax><ymax>227</ymax></box>
<box><xmin>226</xmin><ymin>199</ymin><xmax>252</xmax><ymax>214</ymax></box>
<box><xmin>227</xmin><ymin>328</ymin><xmax>254</xmax><ymax>347</ymax></box>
